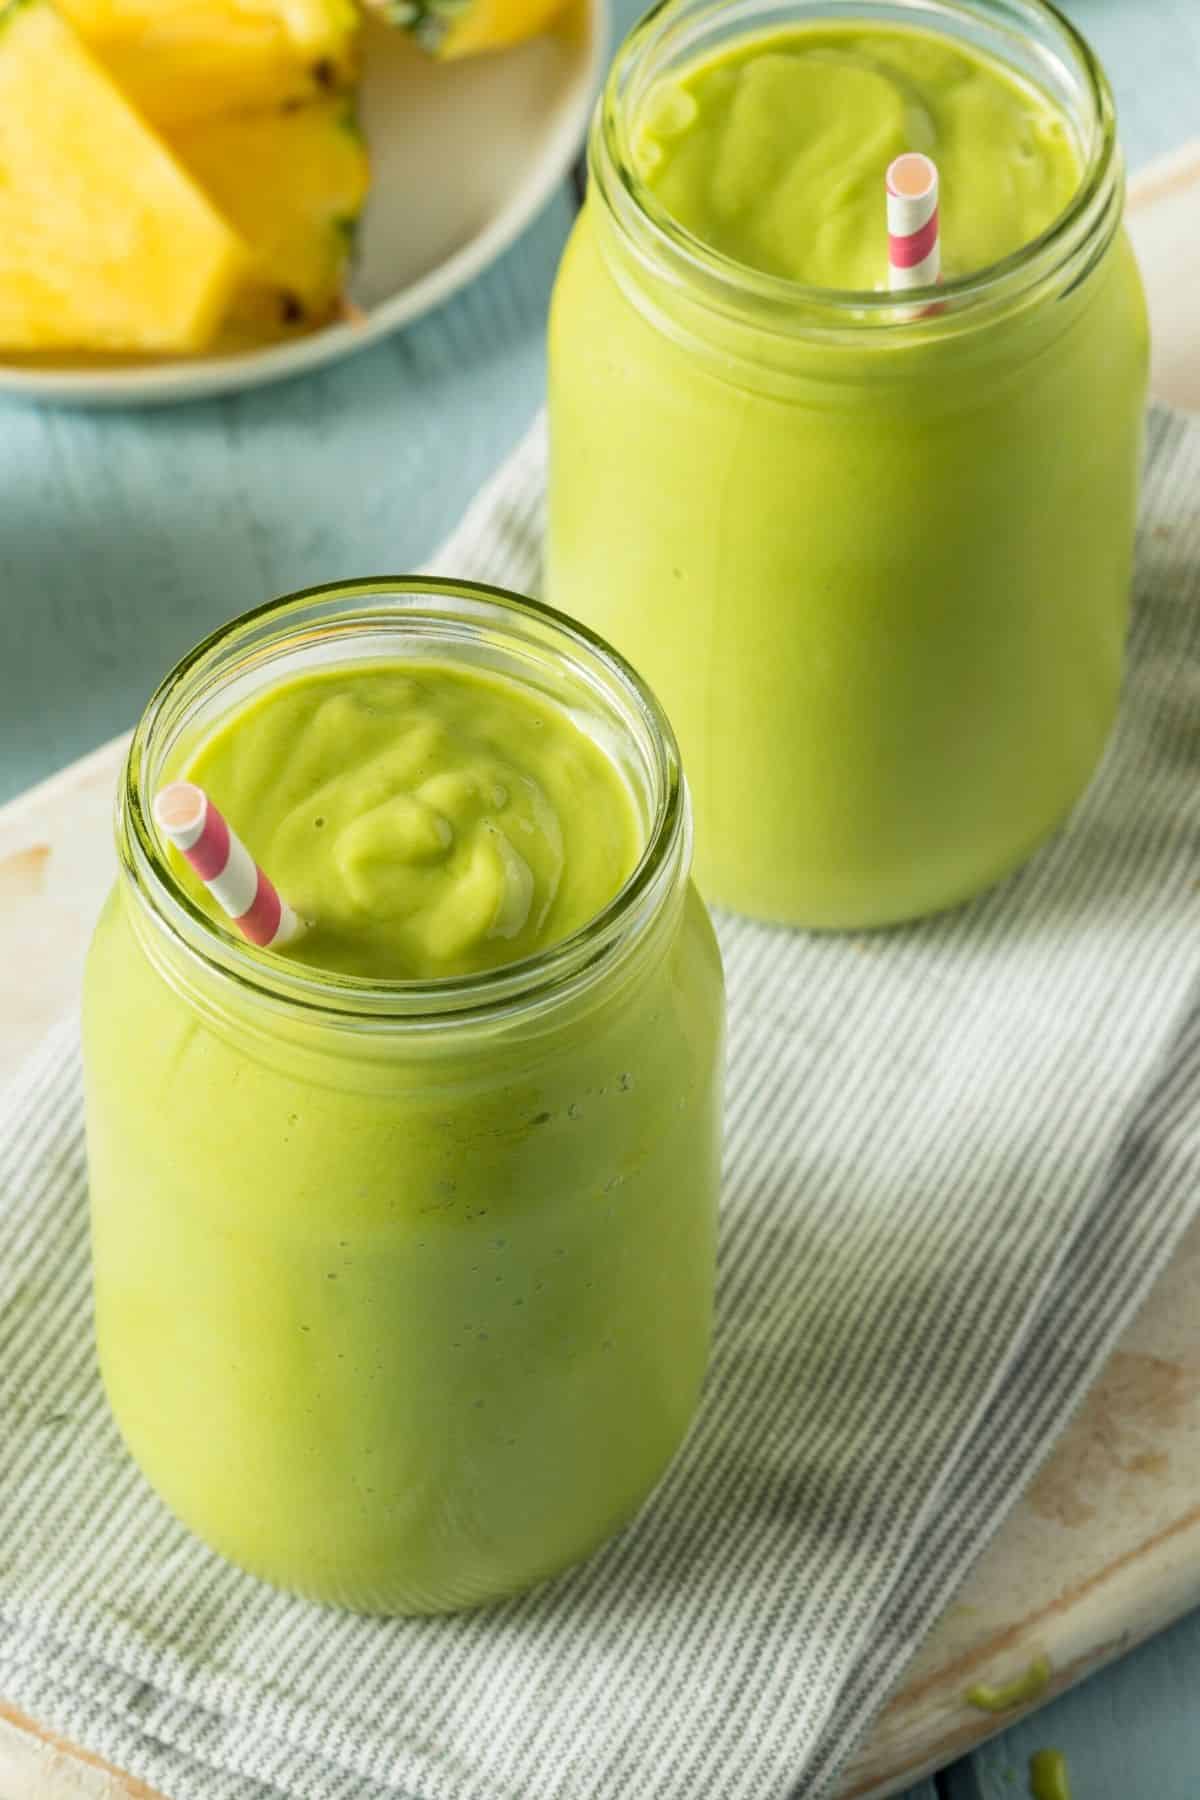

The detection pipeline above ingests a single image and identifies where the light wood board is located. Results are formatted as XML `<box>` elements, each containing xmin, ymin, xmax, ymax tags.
<box><xmin>1</xmin><ymin>144</ymin><xmax>1199</xmax><ymax>1800</ymax></box>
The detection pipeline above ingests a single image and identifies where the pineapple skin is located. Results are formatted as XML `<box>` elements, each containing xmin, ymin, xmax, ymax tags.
<box><xmin>55</xmin><ymin>0</ymin><xmax>361</xmax><ymax>128</ymax></box>
<box><xmin>170</xmin><ymin>97</ymin><xmax>370</xmax><ymax>347</ymax></box>
<box><xmin>368</xmin><ymin>0</ymin><xmax>569</xmax><ymax>57</ymax></box>
<box><xmin>0</xmin><ymin>0</ymin><xmax>249</xmax><ymax>354</ymax></box>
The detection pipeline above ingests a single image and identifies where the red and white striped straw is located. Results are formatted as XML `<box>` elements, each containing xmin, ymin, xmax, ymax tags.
<box><xmin>153</xmin><ymin>781</ymin><xmax>304</xmax><ymax>949</ymax></box>
<box><xmin>886</xmin><ymin>152</ymin><xmax>941</xmax><ymax>291</ymax></box>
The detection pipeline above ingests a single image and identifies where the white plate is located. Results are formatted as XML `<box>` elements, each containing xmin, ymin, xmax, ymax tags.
<box><xmin>0</xmin><ymin>1</ymin><xmax>603</xmax><ymax>408</ymax></box>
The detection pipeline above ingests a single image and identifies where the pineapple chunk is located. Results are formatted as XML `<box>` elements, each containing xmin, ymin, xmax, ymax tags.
<box><xmin>170</xmin><ymin>98</ymin><xmax>370</xmax><ymax>346</ymax></box>
<box><xmin>0</xmin><ymin>0</ymin><xmax>249</xmax><ymax>354</ymax></box>
<box><xmin>56</xmin><ymin>0</ymin><xmax>360</xmax><ymax>128</ymax></box>
<box><xmin>368</xmin><ymin>0</ymin><xmax>568</xmax><ymax>58</ymax></box>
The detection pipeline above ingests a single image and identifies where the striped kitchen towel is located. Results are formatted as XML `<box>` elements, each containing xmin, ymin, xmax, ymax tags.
<box><xmin>4</xmin><ymin>404</ymin><xmax>1200</xmax><ymax>1800</ymax></box>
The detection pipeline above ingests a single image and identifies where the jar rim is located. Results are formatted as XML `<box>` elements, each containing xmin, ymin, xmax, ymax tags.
<box><xmin>595</xmin><ymin>0</ymin><xmax>1121</xmax><ymax>333</ymax></box>
<box><xmin>119</xmin><ymin>577</ymin><xmax>688</xmax><ymax>1030</ymax></box>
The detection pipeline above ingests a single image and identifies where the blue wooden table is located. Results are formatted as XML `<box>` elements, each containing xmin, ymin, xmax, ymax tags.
<box><xmin>2</xmin><ymin>1</ymin><xmax>1198</xmax><ymax>1794</ymax></box>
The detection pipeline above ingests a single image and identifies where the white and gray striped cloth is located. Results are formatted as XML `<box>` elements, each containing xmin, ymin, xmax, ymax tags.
<box><xmin>4</xmin><ymin>405</ymin><xmax>1200</xmax><ymax>1800</ymax></box>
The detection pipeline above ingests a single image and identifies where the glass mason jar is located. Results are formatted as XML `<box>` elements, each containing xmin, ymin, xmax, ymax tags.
<box><xmin>83</xmin><ymin>578</ymin><xmax>724</xmax><ymax>1615</ymax></box>
<box><xmin>548</xmin><ymin>0</ymin><xmax>1150</xmax><ymax>928</ymax></box>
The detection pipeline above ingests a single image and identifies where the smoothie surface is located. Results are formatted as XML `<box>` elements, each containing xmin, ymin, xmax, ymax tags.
<box><xmin>179</xmin><ymin>662</ymin><xmax>640</xmax><ymax>979</ymax></box>
<box><xmin>633</xmin><ymin>23</ymin><xmax>1082</xmax><ymax>288</ymax></box>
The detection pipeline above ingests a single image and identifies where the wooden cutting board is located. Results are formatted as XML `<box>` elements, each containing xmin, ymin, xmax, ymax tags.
<box><xmin>2</xmin><ymin>143</ymin><xmax>1199</xmax><ymax>1800</ymax></box>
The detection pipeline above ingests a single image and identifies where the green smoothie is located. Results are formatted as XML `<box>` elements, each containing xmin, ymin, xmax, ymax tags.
<box><xmin>633</xmin><ymin>24</ymin><xmax>1080</xmax><ymax>286</ymax></box>
<box><xmin>1029</xmin><ymin>1749</ymin><xmax>1073</xmax><ymax>1800</ymax></box>
<box><xmin>178</xmin><ymin>662</ymin><xmax>641</xmax><ymax>978</ymax></box>
<box><xmin>84</xmin><ymin>585</ymin><xmax>724</xmax><ymax>1615</ymax></box>
<box><xmin>548</xmin><ymin>0</ymin><xmax>1148</xmax><ymax>928</ymax></box>
<box><xmin>966</xmin><ymin>1656</ymin><xmax>1051</xmax><ymax>1713</ymax></box>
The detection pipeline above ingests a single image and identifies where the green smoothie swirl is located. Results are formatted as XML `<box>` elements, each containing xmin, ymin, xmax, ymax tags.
<box><xmin>634</xmin><ymin>23</ymin><xmax>1081</xmax><ymax>288</ymax></box>
<box><xmin>179</xmin><ymin>662</ymin><xmax>641</xmax><ymax>980</ymax></box>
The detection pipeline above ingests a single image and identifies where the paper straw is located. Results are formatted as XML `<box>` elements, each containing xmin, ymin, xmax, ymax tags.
<box><xmin>886</xmin><ymin>152</ymin><xmax>941</xmax><ymax>291</ymax></box>
<box><xmin>153</xmin><ymin>781</ymin><xmax>304</xmax><ymax>948</ymax></box>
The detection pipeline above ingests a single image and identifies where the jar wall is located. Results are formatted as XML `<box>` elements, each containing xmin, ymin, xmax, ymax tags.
<box><xmin>84</xmin><ymin>872</ymin><xmax>723</xmax><ymax>1613</ymax></box>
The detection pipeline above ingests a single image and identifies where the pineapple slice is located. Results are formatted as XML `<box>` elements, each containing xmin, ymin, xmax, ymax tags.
<box><xmin>0</xmin><ymin>0</ymin><xmax>249</xmax><ymax>354</ymax></box>
<box><xmin>56</xmin><ymin>0</ymin><xmax>360</xmax><ymax>128</ymax></box>
<box><xmin>367</xmin><ymin>0</ymin><xmax>568</xmax><ymax>58</ymax></box>
<box><xmin>170</xmin><ymin>98</ymin><xmax>370</xmax><ymax>347</ymax></box>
